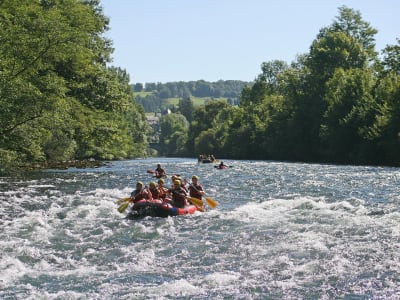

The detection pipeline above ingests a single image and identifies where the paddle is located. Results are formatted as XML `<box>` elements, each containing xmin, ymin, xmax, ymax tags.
<box><xmin>205</xmin><ymin>197</ymin><xmax>218</xmax><ymax>208</ymax></box>
<box><xmin>116</xmin><ymin>197</ymin><xmax>131</xmax><ymax>205</ymax></box>
<box><xmin>187</xmin><ymin>196</ymin><xmax>205</xmax><ymax>212</ymax></box>
<box><xmin>117</xmin><ymin>201</ymin><xmax>130</xmax><ymax>213</ymax></box>
<box><xmin>187</xmin><ymin>196</ymin><xmax>203</xmax><ymax>207</ymax></box>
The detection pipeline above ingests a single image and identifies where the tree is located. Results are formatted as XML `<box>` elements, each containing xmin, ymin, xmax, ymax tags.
<box><xmin>159</xmin><ymin>113</ymin><xmax>189</xmax><ymax>156</ymax></box>
<box><xmin>368</xmin><ymin>72</ymin><xmax>400</xmax><ymax>165</ymax></box>
<box><xmin>178</xmin><ymin>97</ymin><xmax>195</xmax><ymax>123</ymax></box>
<box><xmin>320</xmin><ymin>68</ymin><xmax>378</xmax><ymax>163</ymax></box>
<box><xmin>286</xmin><ymin>6</ymin><xmax>379</xmax><ymax>161</ymax></box>
<box><xmin>381</xmin><ymin>39</ymin><xmax>400</xmax><ymax>74</ymax></box>
<box><xmin>330</xmin><ymin>6</ymin><xmax>378</xmax><ymax>62</ymax></box>
<box><xmin>133</xmin><ymin>82</ymin><xmax>143</xmax><ymax>92</ymax></box>
<box><xmin>0</xmin><ymin>0</ymin><xmax>148</xmax><ymax>172</ymax></box>
<box><xmin>258</xmin><ymin>60</ymin><xmax>288</xmax><ymax>94</ymax></box>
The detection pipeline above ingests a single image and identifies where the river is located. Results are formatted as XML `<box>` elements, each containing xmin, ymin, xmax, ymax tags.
<box><xmin>1</xmin><ymin>158</ymin><xmax>400</xmax><ymax>299</ymax></box>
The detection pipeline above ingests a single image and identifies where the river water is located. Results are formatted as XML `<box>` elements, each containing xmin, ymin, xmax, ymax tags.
<box><xmin>1</xmin><ymin>158</ymin><xmax>400</xmax><ymax>299</ymax></box>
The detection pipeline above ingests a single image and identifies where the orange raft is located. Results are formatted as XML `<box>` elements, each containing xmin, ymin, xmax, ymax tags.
<box><xmin>126</xmin><ymin>199</ymin><xmax>200</xmax><ymax>219</ymax></box>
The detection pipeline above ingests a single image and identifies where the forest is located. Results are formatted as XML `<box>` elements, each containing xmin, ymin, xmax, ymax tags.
<box><xmin>1</xmin><ymin>2</ymin><xmax>399</xmax><ymax>175</ymax></box>
<box><xmin>0</xmin><ymin>0</ymin><xmax>149</xmax><ymax>174</ymax></box>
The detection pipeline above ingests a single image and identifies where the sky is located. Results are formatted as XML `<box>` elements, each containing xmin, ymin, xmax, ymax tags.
<box><xmin>100</xmin><ymin>0</ymin><xmax>399</xmax><ymax>84</ymax></box>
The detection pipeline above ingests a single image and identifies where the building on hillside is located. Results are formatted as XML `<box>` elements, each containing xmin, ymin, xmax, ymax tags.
<box><xmin>162</xmin><ymin>108</ymin><xmax>172</xmax><ymax>115</ymax></box>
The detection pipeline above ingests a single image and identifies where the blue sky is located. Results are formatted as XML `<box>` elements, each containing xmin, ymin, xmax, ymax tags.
<box><xmin>100</xmin><ymin>0</ymin><xmax>399</xmax><ymax>84</ymax></box>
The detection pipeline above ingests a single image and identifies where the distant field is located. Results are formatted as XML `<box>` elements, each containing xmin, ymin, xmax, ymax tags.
<box><xmin>134</xmin><ymin>91</ymin><xmax>153</xmax><ymax>97</ymax></box>
<box><xmin>134</xmin><ymin>91</ymin><xmax>227</xmax><ymax>106</ymax></box>
<box><xmin>166</xmin><ymin>97</ymin><xmax>227</xmax><ymax>106</ymax></box>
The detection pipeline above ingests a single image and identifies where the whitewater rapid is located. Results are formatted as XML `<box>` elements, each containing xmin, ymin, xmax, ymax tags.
<box><xmin>1</xmin><ymin>158</ymin><xmax>400</xmax><ymax>299</ymax></box>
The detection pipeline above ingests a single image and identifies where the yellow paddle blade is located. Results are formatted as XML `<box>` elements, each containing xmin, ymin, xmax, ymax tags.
<box><xmin>116</xmin><ymin>197</ymin><xmax>130</xmax><ymax>205</ymax></box>
<box><xmin>206</xmin><ymin>197</ymin><xmax>218</xmax><ymax>208</ymax></box>
<box><xmin>187</xmin><ymin>197</ymin><xmax>204</xmax><ymax>207</ymax></box>
<box><xmin>117</xmin><ymin>202</ymin><xmax>129</xmax><ymax>213</ymax></box>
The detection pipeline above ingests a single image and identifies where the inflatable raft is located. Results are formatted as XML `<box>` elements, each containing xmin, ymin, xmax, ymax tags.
<box><xmin>126</xmin><ymin>199</ymin><xmax>200</xmax><ymax>219</ymax></box>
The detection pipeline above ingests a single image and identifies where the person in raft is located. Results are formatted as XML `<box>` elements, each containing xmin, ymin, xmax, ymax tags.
<box><xmin>157</xmin><ymin>178</ymin><xmax>168</xmax><ymax>200</ymax></box>
<box><xmin>188</xmin><ymin>175</ymin><xmax>205</xmax><ymax>200</ymax></box>
<box><xmin>171</xmin><ymin>175</ymin><xmax>188</xmax><ymax>192</ymax></box>
<box><xmin>169</xmin><ymin>179</ymin><xmax>188</xmax><ymax>208</ymax></box>
<box><xmin>218</xmin><ymin>161</ymin><xmax>228</xmax><ymax>168</ymax></box>
<box><xmin>148</xmin><ymin>181</ymin><xmax>159</xmax><ymax>199</ymax></box>
<box><xmin>130</xmin><ymin>181</ymin><xmax>151</xmax><ymax>203</ymax></box>
<box><xmin>148</xmin><ymin>180</ymin><xmax>167</xmax><ymax>200</ymax></box>
<box><xmin>154</xmin><ymin>163</ymin><xmax>166</xmax><ymax>178</ymax></box>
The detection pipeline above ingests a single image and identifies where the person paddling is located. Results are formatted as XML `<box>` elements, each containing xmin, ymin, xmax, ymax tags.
<box><xmin>217</xmin><ymin>161</ymin><xmax>228</xmax><ymax>169</ymax></box>
<box><xmin>155</xmin><ymin>163</ymin><xmax>166</xmax><ymax>178</ymax></box>
<box><xmin>188</xmin><ymin>175</ymin><xmax>205</xmax><ymax>200</ymax></box>
<box><xmin>157</xmin><ymin>178</ymin><xmax>168</xmax><ymax>200</ymax></box>
<box><xmin>169</xmin><ymin>179</ymin><xmax>188</xmax><ymax>208</ymax></box>
<box><xmin>130</xmin><ymin>181</ymin><xmax>151</xmax><ymax>203</ymax></box>
<box><xmin>148</xmin><ymin>181</ymin><xmax>159</xmax><ymax>199</ymax></box>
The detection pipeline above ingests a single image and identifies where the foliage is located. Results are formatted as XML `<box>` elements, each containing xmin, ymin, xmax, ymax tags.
<box><xmin>159</xmin><ymin>113</ymin><xmax>189</xmax><ymax>156</ymax></box>
<box><xmin>180</xmin><ymin>6</ymin><xmax>400</xmax><ymax>166</ymax></box>
<box><xmin>0</xmin><ymin>0</ymin><xmax>148</xmax><ymax>174</ymax></box>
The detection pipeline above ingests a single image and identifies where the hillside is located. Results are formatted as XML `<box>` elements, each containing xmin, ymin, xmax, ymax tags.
<box><xmin>132</xmin><ymin>79</ymin><xmax>252</xmax><ymax>112</ymax></box>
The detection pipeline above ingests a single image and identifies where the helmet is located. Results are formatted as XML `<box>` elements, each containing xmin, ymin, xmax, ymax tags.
<box><xmin>136</xmin><ymin>181</ymin><xmax>143</xmax><ymax>186</ymax></box>
<box><xmin>158</xmin><ymin>178</ymin><xmax>164</xmax><ymax>184</ymax></box>
<box><xmin>174</xmin><ymin>179</ymin><xmax>181</xmax><ymax>185</ymax></box>
<box><xmin>150</xmin><ymin>181</ymin><xmax>156</xmax><ymax>187</ymax></box>
<box><xmin>192</xmin><ymin>175</ymin><xmax>199</xmax><ymax>180</ymax></box>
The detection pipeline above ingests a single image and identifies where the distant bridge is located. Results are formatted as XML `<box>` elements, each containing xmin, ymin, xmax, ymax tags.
<box><xmin>149</xmin><ymin>143</ymin><xmax>162</xmax><ymax>152</ymax></box>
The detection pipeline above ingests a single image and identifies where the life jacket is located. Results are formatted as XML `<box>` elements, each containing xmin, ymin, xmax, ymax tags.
<box><xmin>189</xmin><ymin>183</ymin><xmax>203</xmax><ymax>200</ymax></box>
<box><xmin>155</xmin><ymin>167</ymin><xmax>166</xmax><ymax>178</ymax></box>
<box><xmin>131</xmin><ymin>189</ymin><xmax>150</xmax><ymax>203</ymax></box>
<box><xmin>158</xmin><ymin>186</ymin><xmax>168</xmax><ymax>199</ymax></box>
<box><xmin>171</xmin><ymin>187</ymin><xmax>188</xmax><ymax>208</ymax></box>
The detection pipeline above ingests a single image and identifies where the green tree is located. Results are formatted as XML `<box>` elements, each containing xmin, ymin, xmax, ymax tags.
<box><xmin>286</xmin><ymin>6</ymin><xmax>379</xmax><ymax>160</ymax></box>
<box><xmin>381</xmin><ymin>39</ymin><xmax>400</xmax><ymax>74</ymax></box>
<box><xmin>134</xmin><ymin>82</ymin><xmax>143</xmax><ymax>92</ymax></box>
<box><xmin>368</xmin><ymin>72</ymin><xmax>400</xmax><ymax>165</ymax></box>
<box><xmin>320</xmin><ymin>68</ymin><xmax>378</xmax><ymax>163</ymax></box>
<box><xmin>178</xmin><ymin>97</ymin><xmax>195</xmax><ymax>123</ymax></box>
<box><xmin>159</xmin><ymin>113</ymin><xmax>189</xmax><ymax>156</ymax></box>
<box><xmin>187</xmin><ymin>101</ymin><xmax>229</xmax><ymax>155</ymax></box>
<box><xmin>0</xmin><ymin>0</ymin><xmax>148</xmax><ymax>172</ymax></box>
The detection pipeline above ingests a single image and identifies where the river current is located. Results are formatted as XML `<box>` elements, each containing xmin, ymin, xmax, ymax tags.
<box><xmin>1</xmin><ymin>158</ymin><xmax>400</xmax><ymax>299</ymax></box>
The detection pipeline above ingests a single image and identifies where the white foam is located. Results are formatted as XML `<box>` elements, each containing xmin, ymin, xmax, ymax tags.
<box><xmin>203</xmin><ymin>271</ymin><xmax>240</xmax><ymax>287</ymax></box>
<box><xmin>156</xmin><ymin>279</ymin><xmax>203</xmax><ymax>297</ymax></box>
<box><xmin>0</xmin><ymin>256</ymin><xmax>28</xmax><ymax>287</ymax></box>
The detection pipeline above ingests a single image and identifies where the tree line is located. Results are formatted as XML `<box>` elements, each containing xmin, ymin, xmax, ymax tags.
<box><xmin>0</xmin><ymin>0</ymin><xmax>149</xmax><ymax>174</ymax></box>
<box><xmin>134</xmin><ymin>80</ymin><xmax>251</xmax><ymax>112</ymax></box>
<box><xmin>156</xmin><ymin>6</ymin><xmax>400</xmax><ymax>167</ymax></box>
